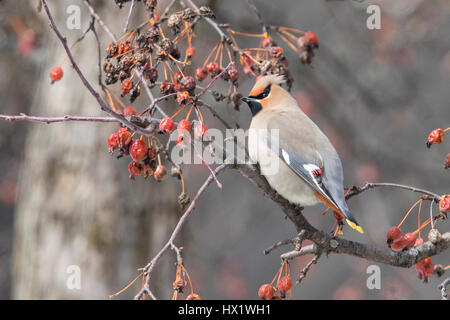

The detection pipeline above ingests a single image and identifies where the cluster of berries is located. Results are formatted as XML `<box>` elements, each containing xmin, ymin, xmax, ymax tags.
<box><xmin>385</xmin><ymin>196</ymin><xmax>449</xmax><ymax>282</ymax></box>
<box><xmin>258</xmin><ymin>261</ymin><xmax>293</xmax><ymax>300</ymax></box>
<box><xmin>107</xmin><ymin>123</ymin><xmax>166</xmax><ymax>181</ymax></box>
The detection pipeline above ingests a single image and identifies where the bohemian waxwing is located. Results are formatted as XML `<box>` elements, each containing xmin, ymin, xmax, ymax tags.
<box><xmin>242</xmin><ymin>74</ymin><xmax>363</xmax><ymax>234</ymax></box>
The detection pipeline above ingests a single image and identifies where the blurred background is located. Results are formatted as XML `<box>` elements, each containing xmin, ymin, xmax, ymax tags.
<box><xmin>0</xmin><ymin>0</ymin><xmax>448</xmax><ymax>299</ymax></box>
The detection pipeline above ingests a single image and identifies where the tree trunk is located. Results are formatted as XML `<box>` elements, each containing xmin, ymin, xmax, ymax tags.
<box><xmin>12</xmin><ymin>0</ymin><xmax>179</xmax><ymax>299</ymax></box>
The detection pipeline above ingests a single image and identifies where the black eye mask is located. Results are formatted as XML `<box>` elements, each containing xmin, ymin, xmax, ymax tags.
<box><xmin>250</xmin><ymin>84</ymin><xmax>271</xmax><ymax>100</ymax></box>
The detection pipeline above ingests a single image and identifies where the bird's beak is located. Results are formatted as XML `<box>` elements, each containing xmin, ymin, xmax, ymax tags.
<box><xmin>241</xmin><ymin>96</ymin><xmax>262</xmax><ymax>116</ymax></box>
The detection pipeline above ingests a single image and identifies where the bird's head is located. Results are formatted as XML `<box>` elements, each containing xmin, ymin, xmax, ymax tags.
<box><xmin>241</xmin><ymin>74</ymin><xmax>286</xmax><ymax>116</ymax></box>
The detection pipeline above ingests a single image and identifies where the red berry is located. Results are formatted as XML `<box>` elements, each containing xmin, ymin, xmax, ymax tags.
<box><xmin>159</xmin><ymin>117</ymin><xmax>175</xmax><ymax>134</ymax></box>
<box><xmin>121</xmin><ymin>79</ymin><xmax>133</xmax><ymax>95</ymax></box>
<box><xmin>49</xmin><ymin>66</ymin><xmax>63</xmax><ymax>82</ymax></box>
<box><xmin>117</xmin><ymin>127</ymin><xmax>132</xmax><ymax>147</ymax></box>
<box><xmin>124</xmin><ymin>106</ymin><xmax>137</xmax><ymax>116</ymax></box>
<box><xmin>154</xmin><ymin>164</ymin><xmax>167</xmax><ymax>181</ymax></box>
<box><xmin>128</xmin><ymin>161</ymin><xmax>143</xmax><ymax>179</ymax></box>
<box><xmin>304</xmin><ymin>31</ymin><xmax>319</xmax><ymax>47</ymax></box>
<box><xmin>414</xmin><ymin>238</ymin><xmax>424</xmax><ymax>247</ymax></box>
<box><xmin>439</xmin><ymin>196</ymin><xmax>450</xmax><ymax>213</ymax></box>
<box><xmin>391</xmin><ymin>232</ymin><xmax>417</xmax><ymax>251</ymax></box>
<box><xmin>176</xmin><ymin>91</ymin><xmax>190</xmax><ymax>106</ymax></box>
<box><xmin>206</xmin><ymin>61</ymin><xmax>220</xmax><ymax>77</ymax></box>
<box><xmin>179</xmin><ymin>76</ymin><xmax>196</xmax><ymax>92</ymax></box>
<box><xmin>108</xmin><ymin>132</ymin><xmax>120</xmax><ymax>152</ymax></box>
<box><xmin>258</xmin><ymin>284</ymin><xmax>274</xmax><ymax>300</ymax></box>
<box><xmin>129</xmin><ymin>139</ymin><xmax>147</xmax><ymax>162</ymax></box>
<box><xmin>260</xmin><ymin>37</ymin><xmax>274</xmax><ymax>48</ymax></box>
<box><xmin>194</xmin><ymin>124</ymin><xmax>208</xmax><ymax>140</ymax></box>
<box><xmin>195</xmin><ymin>67</ymin><xmax>208</xmax><ymax>81</ymax></box>
<box><xmin>177</xmin><ymin>119</ymin><xmax>192</xmax><ymax>132</ymax></box>
<box><xmin>415</xmin><ymin>257</ymin><xmax>434</xmax><ymax>282</ymax></box>
<box><xmin>186</xmin><ymin>293</ymin><xmax>201</xmax><ymax>300</ymax></box>
<box><xmin>186</xmin><ymin>47</ymin><xmax>196</xmax><ymax>58</ymax></box>
<box><xmin>445</xmin><ymin>153</ymin><xmax>450</xmax><ymax>169</ymax></box>
<box><xmin>160</xmin><ymin>80</ymin><xmax>175</xmax><ymax>95</ymax></box>
<box><xmin>386</xmin><ymin>226</ymin><xmax>402</xmax><ymax>246</ymax></box>
<box><xmin>227</xmin><ymin>68</ymin><xmax>239</xmax><ymax>82</ymax></box>
<box><xmin>426</xmin><ymin>128</ymin><xmax>444</xmax><ymax>148</ymax></box>
<box><xmin>276</xmin><ymin>276</ymin><xmax>292</xmax><ymax>293</ymax></box>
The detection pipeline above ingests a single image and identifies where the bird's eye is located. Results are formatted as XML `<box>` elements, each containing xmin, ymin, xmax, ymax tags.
<box><xmin>253</xmin><ymin>84</ymin><xmax>271</xmax><ymax>100</ymax></box>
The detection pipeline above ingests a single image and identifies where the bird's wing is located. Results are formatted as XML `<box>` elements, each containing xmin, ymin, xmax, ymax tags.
<box><xmin>266</xmin><ymin>112</ymin><xmax>364</xmax><ymax>233</ymax></box>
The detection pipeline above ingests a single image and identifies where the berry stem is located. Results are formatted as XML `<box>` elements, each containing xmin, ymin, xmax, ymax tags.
<box><xmin>109</xmin><ymin>272</ymin><xmax>143</xmax><ymax>299</ymax></box>
<box><xmin>398</xmin><ymin>199</ymin><xmax>422</xmax><ymax>228</ymax></box>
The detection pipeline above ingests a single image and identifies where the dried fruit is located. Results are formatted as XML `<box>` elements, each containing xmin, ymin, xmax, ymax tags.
<box><xmin>391</xmin><ymin>232</ymin><xmax>417</xmax><ymax>251</ymax></box>
<box><xmin>49</xmin><ymin>66</ymin><xmax>63</xmax><ymax>82</ymax></box>
<box><xmin>439</xmin><ymin>196</ymin><xmax>450</xmax><ymax>213</ymax></box>
<box><xmin>128</xmin><ymin>161</ymin><xmax>143</xmax><ymax>179</ymax></box>
<box><xmin>186</xmin><ymin>293</ymin><xmax>201</xmax><ymax>300</ymax></box>
<box><xmin>304</xmin><ymin>31</ymin><xmax>319</xmax><ymax>48</ymax></box>
<box><xmin>258</xmin><ymin>284</ymin><xmax>274</xmax><ymax>300</ymax></box>
<box><xmin>261</xmin><ymin>37</ymin><xmax>274</xmax><ymax>48</ymax></box>
<box><xmin>177</xmin><ymin>91</ymin><xmax>190</xmax><ymax>105</ymax></box>
<box><xmin>117</xmin><ymin>127</ymin><xmax>132</xmax><ymax>147</ymax></box>
<box><xmin>206</xmin><ymin>61</ymin><xmax>220</xmax><ymax>77</ymax></box>
<box><xmin>159</xmin><ymin>117</ymin><xmax>175</xmax><ymax>134</ymax></box>
<box><xmin>195</xmin><ymin>67</ymin><xmax>208</xmax><ymax>81</ymax></box>
<box><xmin>121</xmin><ymin>79</ymin><xmax>133</xmax><ymax>96</ymax></box>
<box><xmin>415</xmin><ymin>257</ymin><xmax>434</xmax><ymax>282</ymax></box>
<box><xmin>154</xmin><ymin>164</ymin><xmax>167</xmax><ymax>181</ymax></box>
<box><xmin>270</xmin><ymin>46</ymin><xmax>284</xmax><ymax>58</ymax></box>
<box><xmin>129</xmin><ymin>139</ymin><xmax>147</xmax><ymax>162</ymax></box>
<box><xmin>444</xmin><ymin>153</ymin><xmax>450</xmax><ymax>169</ymax></box>
<box><xmin>160</xmin><ymin>80</ymin><xmax>175</xmax><ymax>95</ymax></box>
<box><xmin>186</xmin><ymin>47</ymin><xmax>196</xmax><ymax>59</ymax></box>
<box><xmin>426</xmin><ymin>128</ymin><xmax>444</xmax><ymax>148</ymax></box>
<box><xmin>227</xmin><ymin>68</ymin><xmax>239</xmax><ymax>82</ymax></box>
<box><xmin>108</xmin><ymin>132</ymin><xmax>120</xmax><ymax>153</ymax></box>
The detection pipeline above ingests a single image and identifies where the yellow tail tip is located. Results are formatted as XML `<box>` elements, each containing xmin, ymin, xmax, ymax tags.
<box><xmin>346</xmin><ymin>219</ymin><xmax>364</xmax><ymax>234</ymax></box>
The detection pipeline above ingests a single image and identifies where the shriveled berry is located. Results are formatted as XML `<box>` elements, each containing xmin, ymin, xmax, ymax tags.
<box><xmin>160</xmin><ymin>80</ymin><xmax>175</xmax><ymax>95</ymax></box>
<box><xmin>227</xmin><ymin>68</ymin><xmax>239</xmax><ymax>82</ymax></box>
<box><xmin>206</xmin><ymin>61</ymin><xmax>220</xmax><ymax>77</ymax></box>
<box><xmin>415</xmin><ymin>257</ymin><xmax>434</xmax><ymax>282</ymax></box>
<box><xmin>177</xmin><ymin>91</ymin><xmax>190</xmax><ymax>105</ymax></box>
<box><xmin>177</xmin><ymin>119</ymin><xmax>192</xmax><ymax>132</ymax></box>
<box><xmin>173</xmin><ymin>278</ymin><xmax>186</xmax><ymax>291</ymax></box>
<box><xmin>186</xmin><ymin>293</ymin><xmax>201</xmax><ymax>300</ymax></box>
<box><xmin>159</xmin><ymin>117</ymin><xmax>175</xmax><ymax>134</ymax></box>
<box><xmin>276</xmin><ymin>276</ymin><xmax>292</xmax><ymax>293</ymax></box>
<box><xmin>261</xmin><ymin>37</ymin><xmax>274</xmax><ymax>48</ymax></box>
<box><xmin>154</xmin><ymin>164</ymin><xmax>167</xmax><ymax>181</ymax></box>
<box><xmin>258</xmin><ymin>284</ymin><xmax>274</xmax><ymax>300</ymax></box>
<box><xmin>426</xmin><ymin>128</ymin><xmax>444</xmax><ymax>148</ymax></box>
<box><xmin>444</xmin><ymin>153</ymin><xmax>450</xmax><ymax>169</ymax></box>
<box><xmin>121</xmin><ymin>79</ymin><xmax>133</xmax><ymax>96</ymax></box>
<box><xmin>439</xmin><ymin>196</ymin><xmax>450</xmax><ymax>213</ymax></box>
<box><xmin>128</xmin><ymin>161</ymin><xmax>143</xmax><ymax>179</ymax></box>
<box><xmin>118</xmin><ymin>127</ymin><xmax>132</xmax><ymax>147</ymax></box>
<box><xmin>148</xmin><ymin>146</ymin><xmax>156</xmax><ymax>160</ymax></box>
<box><xmin>391</xmin><ymin>232</ymin><xmax>417</xmax><ymax>251</ymax></box>
<box><xmin>270</xmin><ymin>46</ymin><xmax>284</xmax><ymax>58</ymax></box>
<box><xmin>144</xmin><ymin>67</ymin><xmax>158</xmax><ymax>84</ymax></box>
<box><xmin>179</xmin><ymin>76</ymin><xmax>196</xmax><ymax>92</ymax></box>
<box><xmin>186</xmin><ymin>47</ymin><xmax>196</xmax><ymax>59</ymax></box>
<box><xmin>195</xmin><ymin>67</ymin><xmax>208</xmax><ymax>81</ymax></box>
<box><xmin>194</xmin><ymin>124</ymin><xmax>208</xmax><ymax>140</ymax></box>
<box><xmin>49</xmin><ymin>66</ymin><xmax>63</xmax><ymax>82</ymax></box>
<box><xmin>108</xmin><ymin>132</ymin><xmax>120</xmax><ymax>152</ymax></box>
<box><xmin>123</xmin><ymin>106</ymin><xmax>137</xmax><ymax>116</ymax></box>
<box><xmin>129</xmin><ymin>139</ymin><xmax>147</xmax><ymax>162</ymax></box>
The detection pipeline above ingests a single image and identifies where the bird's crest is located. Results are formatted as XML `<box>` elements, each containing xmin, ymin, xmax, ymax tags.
<box><xmin>249</xmin><ymin>74</ymin><xmax>286</xmax><ymax>97</ymax></box>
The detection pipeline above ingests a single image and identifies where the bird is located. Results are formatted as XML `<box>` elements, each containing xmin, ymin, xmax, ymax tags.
<box><xmin>241</xmin><ymin>74</ymin><xmax>363</xmax><ymax>234</ymax></box>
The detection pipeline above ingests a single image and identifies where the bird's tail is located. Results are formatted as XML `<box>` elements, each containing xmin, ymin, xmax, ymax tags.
<box><xmin>340</xmin><ymin>207</ymin><xmax>364</xmax><ymax>234</ymax></box>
